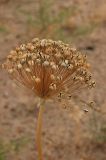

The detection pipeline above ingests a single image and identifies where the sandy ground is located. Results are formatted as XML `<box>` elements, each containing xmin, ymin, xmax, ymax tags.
<box><xmin>0</xmin><ymin>0</ymin><xmax>106</xmax><ymax>160</ymax></box>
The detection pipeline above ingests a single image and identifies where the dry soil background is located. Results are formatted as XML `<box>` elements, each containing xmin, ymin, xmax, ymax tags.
<box><xmin>0</xmin><ymin>0</ymin><xmax>106</xmax><ymax>160</ymax></box>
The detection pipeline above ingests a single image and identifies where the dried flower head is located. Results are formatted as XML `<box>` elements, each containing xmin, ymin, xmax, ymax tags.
<box><xmin>2</xmin><ymin>38</ymin><xmax>95</xmax><ymax>101</ymax></box>
<box><xmin>1</xmin><ymin>38</ymin><xmax>95</xmax><ymax>160</ymax></box>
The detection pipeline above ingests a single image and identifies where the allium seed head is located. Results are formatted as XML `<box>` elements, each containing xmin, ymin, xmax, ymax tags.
<box><xmin>2</xmin><ymin>38</ymin><xmax>95</xmax><ymax>100</ymax></box>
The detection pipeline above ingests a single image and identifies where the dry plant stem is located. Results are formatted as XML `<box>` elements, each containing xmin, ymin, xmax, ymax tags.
<box><xmin>36</xmin><ymin>100</ymin><xmax>45</xmax><ymax>160</ymax></box>
<box><xmin>2</xmin><ymin>38</ymin><xmax>95</xmax><ymax>160</ymax></box>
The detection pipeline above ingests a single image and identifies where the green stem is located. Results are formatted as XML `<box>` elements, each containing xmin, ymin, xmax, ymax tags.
<box><xmin>36</xmin><ymin>100</ymin><xmax>45</xmax><ymax>160</ymax></box>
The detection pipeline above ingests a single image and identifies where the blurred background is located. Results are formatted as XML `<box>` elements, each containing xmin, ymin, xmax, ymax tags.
<box><xmin>0</xmin><ymin>0</ymin><xmax>106</xmax><ymax>160</ymax></box>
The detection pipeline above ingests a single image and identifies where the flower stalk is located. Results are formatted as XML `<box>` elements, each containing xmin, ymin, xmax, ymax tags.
<box><xmin>36</xmin><ymin>100</ymin><xmax>45</xmax><ymax>160</ymax></box>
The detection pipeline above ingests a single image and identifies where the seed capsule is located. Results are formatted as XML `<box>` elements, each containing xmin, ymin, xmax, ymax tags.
<box><xmin>68</xmin><ymin>64</ymin><xmax>73</xmax><ymax>69</ymax></box>
<box><xmin>61</xmin><ymin>62</ymin><xmax>66</xmax><ymax>67</ymax></box>
<box><xmin>36</xmin><ymin>59</ymin><xmax>41</xmax><ymax>64</ymax></box>
<box><xmin>57</xmin><ymin>76</ymin><xmax>62</xmax><ymax>81</ymax></box>
<box><xmin>65</xmin><ymin>60</ymin><xmax>68</xmax><ymax>64</ymax></box>
<box><xmin>28</xmin><ymin>60</ymin><xmax>34</xmax><ymax>66</ymax></box>
<box><xmin>83</xmin><ymin>109</ymin><xmax>89</xmax><ymax>113</ymax></box>
<box><xmin>35</xmin><ymin>77</ymin><xmax>41</xmax><ymax>83</ymax></box>
<box><xmin>50</xmin><ymin>74</ymin><xmax>55</xmax><ymax>80</ymax></box>
<box><xmin>8</xmin><ymin>69</ymin><xmax>14</xmax><ymax>74</ymax></box>
<box><xmin>7</xmin><ymin>55</ymin><xmax>13</xmax><ymax>60</ymax></box>
<box><xmin>41</xmin><ymin>39</ymin><xmax>47</xmax><ymax>46</ymax></box>
<box><xmin>50</xmin><ymin>62</ymin><xmax>55</xmax><ymax>66</ymax></box>
<box><xmin>51</xmin><ymin>64</ymin><xmax>57</xmax><ymax>70</ymax></box>
<box><xmin>20</xmin><ymin>59</ymin><xmax>26</xmax><ymax>64</ymax></box>
<box><xmin>29</xmin><ymin>46</ymin><xmax>35</xmax><ymax>51</ymax></box>
<box><xmin>26</xmin><ymin>68</ymin><xmax>31</xmax><ymax>72</ymax></box>
<box><xmin>20</xmin><ymin>44</ymin><xmax>26</xmax><ymax>51</ymax></box>
<box><xmin>17</xmin><ymin>64</ymin><xmax>22</xmax><ymax>69</ymax></box>
<box><xmin>49</xmin><ymin>83</ymin><xmax>57</xmax><ymax>90</ymax></box>
<box><xmin>32</xmin><ymin>38</ymin><xmax>39</xmax><ymax>43</ymax></box>
<box><xmin>43</xmin><ymin>61</ymin><xmax>49</xmax><ymax>66</ymax></box>
<box><xmin>55</xmin><ymin>53</ymin><xmax>61</xmax><ymax>58</ymax></box>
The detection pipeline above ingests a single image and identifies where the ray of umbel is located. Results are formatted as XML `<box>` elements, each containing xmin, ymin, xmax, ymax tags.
<box><xmin>2</xmin><ymin>38</ymin><xmax>95</xmax><ymax>160</ymax></box>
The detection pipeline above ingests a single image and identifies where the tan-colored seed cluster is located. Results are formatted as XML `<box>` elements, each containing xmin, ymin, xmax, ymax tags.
<box><xmin>2</xmin><ymin>38</ymin><xmax>95</xmax><ymax>100</ymax></box>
